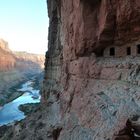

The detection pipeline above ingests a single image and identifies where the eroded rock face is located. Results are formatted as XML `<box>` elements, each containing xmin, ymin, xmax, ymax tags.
<box><xmin>14</xmin><ymin>52</ymin><xmax>45</xmax><ymax>73</ymax></box>
<box><xmin>3</xmin><ymin>0</ymin><xmax>140</xmax><ymax>140</ymax></box>
<box><xmin>0</xmin><ymin>39</ymin><xmax>16</xmax><ymax>71</ymax></box>
<box><xmin>44</xmin><ymin>0</ymin><xmax>140</xmax><ymax>139</ymax></box>
<box><xmin>0</xmin><ymin>39</ymin><xmax>45</xmax><ymax>73</ymax></box>
<box><xmin>57</xmin><ymin>0</ymin><xmax>140</xmax><ymax>139</ymax></box>
<box><xmin>61</xmin><ymin>0</ymin><xmax>140</xmax><ymax>57</ymax></box>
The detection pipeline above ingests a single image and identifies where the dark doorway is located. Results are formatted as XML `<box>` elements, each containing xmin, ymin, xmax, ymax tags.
<box><xmin>137</xmin><ymin>44</ymin><xmax>140</xmax><ymax>54</ymax></box>
<box><xmin>127</xmin><ymin>47</ymin><xmax>131</xmax><ymax>55</ymax></box>
<box><xmin>110</xmin><ymin>47</ymin><xmax>115</xmax><ymax>56</ymax></box>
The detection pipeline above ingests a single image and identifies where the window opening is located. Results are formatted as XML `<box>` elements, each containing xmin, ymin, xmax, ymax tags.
<box><xmin>137</xmin><ymin>44</ymin><xmax>140</xmax><ymax>54</ymax></box>
<box><xmin>127</xmin><ymin>47</ymin><xmax>131</xmax><ymax>55</ymax></box>
<box><xmin>110</xmin><ymin>47</ymin><xmax>115</xmax><ymax>56</ymax></box>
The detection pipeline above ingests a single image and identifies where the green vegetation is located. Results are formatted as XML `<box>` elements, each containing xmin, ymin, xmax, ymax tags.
<box><xmin>19</xmin><ymin>103</ymin><xmax>40</xmax><ymax>115</ymax></box>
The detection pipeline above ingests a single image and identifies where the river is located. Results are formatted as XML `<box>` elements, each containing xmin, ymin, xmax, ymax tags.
<box><xmin>0</xmin><ymin>80</ymin><xmax>40</xmax><ymax>126</ymax></box>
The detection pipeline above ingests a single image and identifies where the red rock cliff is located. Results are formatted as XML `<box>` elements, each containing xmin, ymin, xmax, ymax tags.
<box><xmin>0</xmin><ymin>39</ymin><xmax>16</xmax><ymax>71</ymax></box>
<box><xmin>43</xmin><ymin>0</ymin><xmax>140</xmax><ymax>139</ymax></box>
<box><xmin>61</xmin><ymin>0</ymin><xmax>140</xmax><ymax>57</ymax></box>
<box><xmin>0</xmin><ymin>39</ymin><xmax>45</xmax><ymax>73</ymax></box>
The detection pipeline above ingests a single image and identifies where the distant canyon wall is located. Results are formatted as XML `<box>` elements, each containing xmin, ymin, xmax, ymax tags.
<box><xmin>0</xmin><ymin>39</ymin><xmax>16</xmax><ymax>71</ymax></box>
<box><xmin>0</xmin><ymin>39</ymin><xmax>45</xmax><ymax>73</ymax></box>
<box><xmin>14</xmin><ymin>52</ymin><xmax>45</xmax><ymax>74</ymax></box>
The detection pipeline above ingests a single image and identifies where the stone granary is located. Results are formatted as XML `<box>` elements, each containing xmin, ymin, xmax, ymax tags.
<box><xmin>104</xmin><ymin>43</ymin><xmax>140</xmax><ymax>57</ymax></box>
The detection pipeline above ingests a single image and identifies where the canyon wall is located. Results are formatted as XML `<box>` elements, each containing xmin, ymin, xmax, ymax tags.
<box><xmin>0</xmin><ymin>39</ymin><xmax>16</xmax><ymax>71</ymax></box>
<box><xmin>0</xmin><ymin>39</ymin><xmax>45</xmax><ymax>73</ymax></box>
<box><xmin>3</xmin><ymin>0</ymin><xmax>140</xmax><ymax>140</ymax></box>
<box><xmin>14</xmin><ymin>51</ymin><xmax>45</xmax><ymax>74</ymax></box>
<box><xmin>43</xmin><ymin>0</ymin><xmax>140</xmax><ymax>139</ymax></box>
<box><xmin>42</xmin><ymin>0</ymin><xmax>140</xmax><ymax>139</ymax></box>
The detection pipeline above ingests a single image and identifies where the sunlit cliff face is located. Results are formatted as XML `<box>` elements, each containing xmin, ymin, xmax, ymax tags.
<box><xmin>0</xmin><ymin>39</ymin><xmax>15</xmax><ymax>71</ymax></box>
<box><xmin>0</xmin><ymin>39</ymin><xmax>45</xmax><ymax>72</ymax></box>
<box><xmin>44</xmin><ymin>0</ymin><xmax>140</xmax><ymax>139</ymax></box>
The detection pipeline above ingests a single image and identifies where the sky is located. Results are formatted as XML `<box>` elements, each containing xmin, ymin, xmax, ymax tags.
<box><xmin>0</xmin><ymin>0</ymin><xmax>49</xmax><ymax>54</ymax></box>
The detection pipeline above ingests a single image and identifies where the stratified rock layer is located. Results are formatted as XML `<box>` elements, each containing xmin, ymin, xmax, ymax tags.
<box><xmin>2</xmin><ymin>0</ymin><xmax>140</xmax><ymax>140</ymax></box>
<box><xmin>14</xmin><ymin>51</ymin><xmax>45</xmax><ymax>74</ymax></box>
<box><xmin>0</xmin><ymin>39</ymin><xmax>16</xmax><ymax>71</ymax></box>
<box><xmin>0</xmin><ymin>39</ymin><xmax>45</xmax><ymax>72</ymax></box>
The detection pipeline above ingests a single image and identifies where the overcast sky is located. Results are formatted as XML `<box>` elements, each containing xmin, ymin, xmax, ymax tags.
<box><xmin>0</xmin><ymin>0</ymin><xmax>49</xmax><ymax>54</ymax></box>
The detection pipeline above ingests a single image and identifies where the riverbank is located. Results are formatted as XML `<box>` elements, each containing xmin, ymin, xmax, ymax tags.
<box><xmin>0</xmin><ymin>79</ymin><xmax>41</xmax><ymax>127</ymax></box>
<box><xmin>19</xmin><ymin>103</ymin><xmax>40</xmax><ymax>116</ymax></box>
<box><xmin>0</xmin><ymin>83</ymin><xmax>25</xmax><ymax>107</ymax></box>
<box><xmin>0</xmin><ymin>72</ymin><xmax>43</xmax><ymax>106</ymax></box>
<box><xmin>0</xmin><ymin>70</ymin><xmax>25</xmax><ymax>106</ymax></box>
